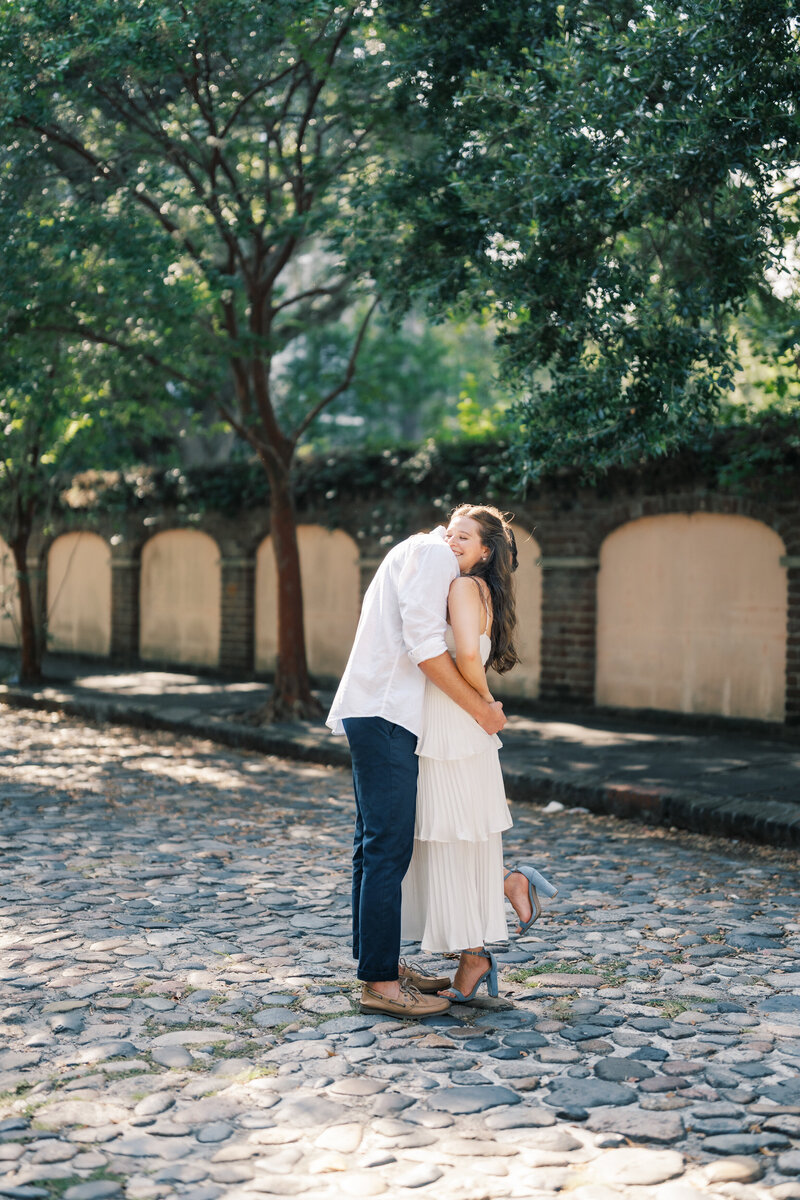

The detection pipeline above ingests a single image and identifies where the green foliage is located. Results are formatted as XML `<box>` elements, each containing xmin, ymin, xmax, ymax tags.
<box><xmin>2</xmin><ymin>0</ymin><xmax>796</xmax><ymax>539</ymax></box>
<box><xmin>0</xmin><ymin>128</ymin><xmax>191</xmax><ymax>677</ymax></box>
<box><xmin>0</xmin><ymin>167</ymin><xmax>186</xmax><ymax>539</ymax></box>
<box><xmin>0</xmin><ymin>0</ymin><xmax>398</xmax><ymax>448</ymax></box>
<box><xmin>730</xmin><ymin>284</ymin><xmax>800</xmax><ymax>412</ymax></box>
<box><xmin>707</xmin><ymin>408</ymin><xmax>800</xmax><ymax>492</ymax></box>
<box><xmin>61</xmin><ymin>436</ymin><xmax>512</xmax><ymax>523</ymax></box>
<box><xmin>278</xmin><ymin>310</ymin><xmax>510</xmax><ymax>451</ymax></box>
<box><xmin>374</xmin><ymin>0</ymin><xmax>800</xmax><ymax>482</ymax></box>
<box><xmin>60</xmin><ymin>406</ymin><xmax>800</xmax><ymax>533</ymax></box>
<box><xmin>0</xmin><ymin>0</ymin><xmax>434</xmax><ymax>705</ymax></box>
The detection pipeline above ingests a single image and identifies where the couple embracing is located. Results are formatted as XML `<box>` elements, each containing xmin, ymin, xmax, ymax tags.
<box><xmin>327</xmin><ymin>504</ymin><xmax>556</xmax><ymax>1019</ymax></box>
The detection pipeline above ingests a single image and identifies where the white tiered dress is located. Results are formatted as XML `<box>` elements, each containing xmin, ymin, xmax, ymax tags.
<box><xmin>401</xmin><ymin>627</ymin><xmax>512</xmax><ymax>952</ymax></box>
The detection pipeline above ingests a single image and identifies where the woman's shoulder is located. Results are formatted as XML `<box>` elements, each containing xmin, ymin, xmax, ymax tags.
<box><xmin>448</xmin><ymin>574</ymin><xmax>482</xmax><ymax>600</ymax></box>
<box><xmin>449</xmin><ymin>575</ymin><xmax>491</xmax><ymax>617</ymax></box>
<box><xmin>451</xmin><ymin>573</ymin><xmax>490</xmax><ymax>595</ymax></box>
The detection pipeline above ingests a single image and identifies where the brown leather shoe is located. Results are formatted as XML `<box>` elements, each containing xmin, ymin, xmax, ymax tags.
<box><xmin>359</xmin><ymin>981</ymin><xmax>451</xmax><ymax>1019</ymax></box>
<box><xmin>399</xmin><ymin>957</ymin><xmax>452</xmax><ymax>994</ymax></box>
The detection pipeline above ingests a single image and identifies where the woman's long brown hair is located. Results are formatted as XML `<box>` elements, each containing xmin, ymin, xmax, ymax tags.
<box><xmin>449</xmin><ymin>503</ymin><xmax>519</xmax><ymax>674</ymax></box>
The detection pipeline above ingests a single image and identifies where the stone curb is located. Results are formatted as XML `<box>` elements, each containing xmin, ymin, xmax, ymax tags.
<box><xmin>0</xmin><ymin>684</ymin><xmax>352</xmax><ymax>768</ymax></box>
<box><xmin>3</xmin><ymin>684</ymin><xmax>799</xmax><ymax>849</ymax></box>
<box><xmin>502</xmin><ymin>770</ymin><xmax>800</xmax><ymax>848</ymax></box>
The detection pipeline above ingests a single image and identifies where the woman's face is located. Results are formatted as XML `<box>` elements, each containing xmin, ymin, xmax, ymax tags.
<box><xmin>445</xmin><ymin>515</ymin><xmax>487</xmax><ymax>574</ymax></box>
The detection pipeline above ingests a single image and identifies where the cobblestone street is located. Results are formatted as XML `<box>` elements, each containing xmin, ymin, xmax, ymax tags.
<box><xmin>1</xmin><ymin>707</ymin><xmax>799</xmax><ymax>1200</ymax></box>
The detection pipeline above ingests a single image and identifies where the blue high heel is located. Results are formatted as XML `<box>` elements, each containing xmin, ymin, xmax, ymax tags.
<box><xmin>441</xmin><ymin>948</ymin><xmax>498</xmax><ymax>1003</ymax></box>
<box><xmin>505</xmin><ymin>865</ymin><xmax>558</xmax><ymax>934</ymax></box>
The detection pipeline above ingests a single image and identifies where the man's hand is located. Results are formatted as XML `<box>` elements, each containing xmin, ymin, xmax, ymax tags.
<box><xmin>419</xmin><ymin>652</ymin><xmax>508</xmax><ymax>733</ymax></box>
<box><xmin>477</xmin><ymin>699</ymin><xmax>506</xmax><ymax>735</ymax></box>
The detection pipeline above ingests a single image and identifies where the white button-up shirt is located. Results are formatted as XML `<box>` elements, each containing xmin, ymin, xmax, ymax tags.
<box><xmin>326</xmin><ymin>527</ymin><xmax>459</xmax><ymax>738</ymax></box>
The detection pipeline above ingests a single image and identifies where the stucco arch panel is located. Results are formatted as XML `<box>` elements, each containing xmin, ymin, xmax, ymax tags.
<box><xmin>140</xmin><ymin>530</ymin><xmax>221</xmax><ymax>667</ymax></box>
<box><xmin>488</xmin><ymin>531</ymin><xmax>542</xmax><ymax>699</ymax></box>
<box><xmin>596</xmin><ymin>513</ymin><xmax>787</xmax><ymax>721</ymax></box>
<box><xmin>256</xmin><ymin>526</ymin><xmax>359</xmax><ymax>678</ymax></box>
<box><xmin>47</xmin><ymin>532</ymin><xmax>112</xmax><ymax>657</ymax></box>
<box><xmin>0</xmin><ymin>536</ymin><xmax>20</xmax><ymax>648</ymax></box>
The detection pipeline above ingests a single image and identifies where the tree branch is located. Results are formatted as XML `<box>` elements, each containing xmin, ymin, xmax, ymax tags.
<box><xmin>271</xmin><ymin>279</ymin><xmax>350</xmax><ymax>316</ymax></box>
<box><xmin>217</xmin><ymin>400</ymin><xmax>257</xmax><ymax>448</ymax></box>
<box><xmin>291</xmin><ymin>296</ymin><xmax>379</xmax><ymax>445</ymax></box>
<box><xmin>74</xmin><ymin>79</ymin><xmax>250</xmax><ymax>279</ymax></box>
<box><xmin>774</xmin><ymin>180</ymin><xmax>800</xmax><ymax>204</ymax></box>
<box><xmin>215</xmin><ymin>396</ymin><xmax>284</xmax><ymax>474</ymax></box>
<box><xmin>219</xmin><ymin>296</ymin><xmax>256</xmax><ymax>424</ymax></box>
<box><xmin>38</xmin><ymin>321</ymin><xmax>207</xmax><ymax>391</ymax></box>
<box><xmin>289</xmin><ymin>15</ymin><xmax>354</xmax><ymax>220</ymax></box>
<box><xmin>23</xmin><ymin>119</ymin><xmax>207</xmax><ymax>268</ymax></box>
<box><xmin>128</xmin><ymin>83</ymin><xmax>251</xmax><ymax>275</ymax></box>
<box><xmin>220</xmin><ymin>65</ymin><xmax>297</xmax><ymax>138</ymax></box>
<box><xmin>261</xmin><ymin>234</ymin><xmax>299</xmax><ymax>295</ymax></box>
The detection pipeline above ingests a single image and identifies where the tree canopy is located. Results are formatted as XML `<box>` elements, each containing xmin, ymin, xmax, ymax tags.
<box><xmin>0</xmin><ymin>0</ymin><xmax>405</xmax><ymax>712</ymax></box>
<box><xmin>0</xmin><ymin>136</ymin><xmax>184</xmax><ymax>680</ymax></box>
<box><xmin>373</xmin><ymin>0</ymin><xmax>800</xmax><ymax>482</ymax></box>
<box><xmin>1</xmin><ymin>0</ymin><xmax>798</xmax><ymax>688</ymax></box>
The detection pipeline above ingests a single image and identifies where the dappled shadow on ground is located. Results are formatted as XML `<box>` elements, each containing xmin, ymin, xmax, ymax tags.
<box><xmin>0</xmin><ymin>708</ymin><xmax>799</xmax><ymax>1198</ymax></box>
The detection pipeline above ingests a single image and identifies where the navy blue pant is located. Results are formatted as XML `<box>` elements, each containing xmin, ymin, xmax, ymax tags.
<box><xmin>342</xmin><ymin>716</ymin><xmax>418</xmax><ymax>982</ymax></box>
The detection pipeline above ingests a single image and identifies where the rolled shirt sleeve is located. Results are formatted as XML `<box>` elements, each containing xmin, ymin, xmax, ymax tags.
<box><xmin>398</xmin><ymin>538</ymin><xmax>459</xmax><ymax>666</ymax></box>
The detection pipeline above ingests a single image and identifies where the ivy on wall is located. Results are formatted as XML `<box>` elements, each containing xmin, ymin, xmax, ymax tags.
<box><xmin>58</xmin><ymin>411</ymin><xmax>800</xmax><ymax>530</ymax></box>
<box><xmin>59</xmin><ymin>440</ymin><xmax>512</xmax><ymax>521</ymax></box>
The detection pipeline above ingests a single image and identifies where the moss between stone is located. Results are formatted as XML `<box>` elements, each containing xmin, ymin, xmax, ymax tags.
<box><xmin>43</xmin><ymin>1168</ymin><xmax>126</xmax><ymax>1198</ymax></box>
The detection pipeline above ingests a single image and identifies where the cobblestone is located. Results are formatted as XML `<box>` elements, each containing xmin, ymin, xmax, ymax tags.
<box><xmin>1</xmin><ymin>707</ymin><xmax>799</xmax><ymax>1199</ymax></box>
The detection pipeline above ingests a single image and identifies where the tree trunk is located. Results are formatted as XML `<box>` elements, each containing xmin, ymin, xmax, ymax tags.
<box><xmin>259</xmin><ymin>458</ymin><xmax>323</xmax><ymax>721</ymax></box>
<box><xmin>10</xmin><ymin>530</ymin><xmax>42</xmax><ymax>685</ymax></box>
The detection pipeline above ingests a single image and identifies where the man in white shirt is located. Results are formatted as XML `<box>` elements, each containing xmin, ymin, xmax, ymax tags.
<box><xmin>327</xmin><ymin>526</ymin><xmax>506</xmax><ymax>1018</ymax></box>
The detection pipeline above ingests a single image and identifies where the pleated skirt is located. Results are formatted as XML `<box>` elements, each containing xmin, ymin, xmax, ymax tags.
<box><xmin>401</xmin><ymin>678</ymin><xmax>512</xmax><ymax>953</ymax></box>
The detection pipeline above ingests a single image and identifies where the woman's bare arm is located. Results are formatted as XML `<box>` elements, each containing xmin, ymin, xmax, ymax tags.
<box><xmin>448</xmin><ymin>576</ymin><xmax>493</xmax><ymax>701</ymax></box>
<box><xmin>418</xmin><ymin>652</ymin><xmax>505</xmax><ymax>734</ymax></box>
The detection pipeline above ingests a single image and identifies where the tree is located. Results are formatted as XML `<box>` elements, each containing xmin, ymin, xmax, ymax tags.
<box><xmin>0</xmin><ymin>336</ymin><xmax>133</xmax><ymax>685</ymax></box>
<box><xmin>0</xmin><ymin>343</ymin><xmax>67</xmax><ymax>684</ymax></box>
<box><xmin>0</xmin><ymin>143</ymin><xmax>94</xmax><ymax>683</ymax></box>
<box><xmin>374</xmin><ymin>0</ymin><xmax>800</xmax><ymax>482</ymax></box>
<box><xmin>0</xmin><ymin>0</ymin><xmax>403</xmax><ymax>716</ymax></box>
<box><xmin>0</xmin><ymin>146</ymin><xmax>181</xmax><ymax>682</ymax></box>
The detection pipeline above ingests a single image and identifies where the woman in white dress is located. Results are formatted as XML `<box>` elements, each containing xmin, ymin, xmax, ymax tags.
<box><xmin>401</xmin><ymin>504</ymin><xmax>557</xmax><ymax>1002</ymax></box>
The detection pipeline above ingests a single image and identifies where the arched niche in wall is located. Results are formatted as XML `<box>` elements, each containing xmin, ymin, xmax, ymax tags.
<box><xmin>596</xmin><ymin>513</ymin><xmax>788</xmax><ymax>721</ymax></box>
<box><xmin>488</xmin><ymin>530</ymin><xmax>542</xmax><ymax>699</ymax></box>
<box><xmin>256</xmin><ymin>526</ymin><xmax>360</xmax><ymax>678</ymax></box>
<box><xmin>47</xmin><ymin>532</ymin><xmax>112</xmax><ymax>657</ymax></box>
<box><xmin>0</xmin><ymin>535</ymin><xmax>20</xmax><ymax>648</ymax></box>
<box><xmin>140</xmin><ymin>529</ymin><xmax>221</xmax><ymax>668</ymax></box>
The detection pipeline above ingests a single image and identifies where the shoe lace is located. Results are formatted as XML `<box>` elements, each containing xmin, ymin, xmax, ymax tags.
<box><xmin>398</xmin><ymin>977</ymin><xmax>424</xmax><ymax>1003</ymax></box>
<box><xmin>399</xmin><ymin>956</ymin><xmax>437</xmax><ymax>980</ymax></box>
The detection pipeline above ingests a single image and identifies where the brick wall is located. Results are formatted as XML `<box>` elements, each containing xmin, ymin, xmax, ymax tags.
<box><xmin>24</xmin><ymin>472</ymin><xmax>800</xmax><ymax>726</ymax></box>
<box><xmin>110</xmin><ymin>556</ymin><xmax>140</xmax><ymax>663</ymax></box>
<box><xmin>219</xmin><ymin>557</ymin><xmax>255</xmax><ymax>675</ymax></box>
<box><xmin>787</xmin><ymin>565</ymin><xmax>800</xmax><ymax>723</ymax></box>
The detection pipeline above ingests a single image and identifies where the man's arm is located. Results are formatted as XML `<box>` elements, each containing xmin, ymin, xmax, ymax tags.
<box><xmin>419</xmin><ymin>652</ymin><xmax>506</xmax><ymax>735</ymax></box>
<box><xmin>398</xmin><ymin>538</ymin><xmax>456</xmax><ymax>668</ymax></box>
<box><xmin>397</xmin><ymin>535</ymin><xmax>505</xmax><ymax>735</ymax></box>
